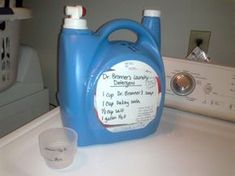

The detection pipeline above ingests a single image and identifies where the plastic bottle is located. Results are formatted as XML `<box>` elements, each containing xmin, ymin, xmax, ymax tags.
<box><xmin>58</xmin><ymin>5</ymin><xmax>165</xmax><ymax>146</ymax></box>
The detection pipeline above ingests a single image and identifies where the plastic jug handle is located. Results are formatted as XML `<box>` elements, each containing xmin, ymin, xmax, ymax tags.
<box><xmin>96</xmin><ymin>19</ymin><xmax>157</xmax><ymax>47</ymax></box>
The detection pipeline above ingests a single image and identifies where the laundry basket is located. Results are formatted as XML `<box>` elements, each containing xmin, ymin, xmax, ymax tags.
<box><xmin>0</xmin><ymin>2</ymin><xmax>31</xmax><ymax>92</ymax></box>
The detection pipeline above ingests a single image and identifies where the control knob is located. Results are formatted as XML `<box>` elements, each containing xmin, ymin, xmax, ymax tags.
<box><xmin>170</xmin><ymin>72</ymin><xmax>195</xmax><ymax>96</ymax></box>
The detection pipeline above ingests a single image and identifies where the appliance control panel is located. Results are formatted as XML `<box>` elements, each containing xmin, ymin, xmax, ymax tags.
<box><xmin>163</xmin><ymin>57</ymin><xmax>235</xmax><ymax>122</ymax></box>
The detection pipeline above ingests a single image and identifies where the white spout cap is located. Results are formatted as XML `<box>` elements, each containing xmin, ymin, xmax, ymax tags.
<box><xmin>143</xmin><ymin>9</ymin><xmax>161</xmax><ymax>17</ymax></box>
<box><xmin>63</xmin><ymin>5</ymin><xmax>88</xmax><ymax>29</ymax></box>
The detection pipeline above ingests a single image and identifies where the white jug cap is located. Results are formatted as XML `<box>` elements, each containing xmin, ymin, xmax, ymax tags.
<box><xmin>63</xmin><ymin>5</ymin><xmax>88</xmax><ymax>29</ymax></box>
<box><xmin>143</xmin><ymin>9</ymin><xmax>161</xmax><ymax>17</ymax></box>
<box><xmin>64</xmin><ymin>18</ymin><xmax>87</xmax><ymax>29</ymax></box>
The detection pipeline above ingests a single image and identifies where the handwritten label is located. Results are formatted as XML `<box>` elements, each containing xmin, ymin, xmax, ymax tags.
<box><xmin>95</xmin><ymin>60</ymin><xmax>161</xmax><ymax>132</ymax></box>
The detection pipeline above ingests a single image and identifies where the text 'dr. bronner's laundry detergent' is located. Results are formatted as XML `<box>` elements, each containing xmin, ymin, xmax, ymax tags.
<box><xmin>58</xmin><ymin>5</ymin><xmax>165</xmax><ymax>146</ymax></box>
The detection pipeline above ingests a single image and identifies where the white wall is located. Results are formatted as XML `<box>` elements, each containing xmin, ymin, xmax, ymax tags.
<box><xmin>21</xmin><ymin>0</ymin><xmax>235</xmax><ymax>105</ymax></box>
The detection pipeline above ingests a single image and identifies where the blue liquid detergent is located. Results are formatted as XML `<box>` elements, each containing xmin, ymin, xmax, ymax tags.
<box><xmin>58</xmin><ymin>6</ymin><xmax>165</xmax><ymax>146</ymax></box>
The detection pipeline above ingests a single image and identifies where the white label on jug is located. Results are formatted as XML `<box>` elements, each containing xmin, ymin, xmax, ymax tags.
<box><xmin>94</xmin><ymin>60</ymin><xmax>161</xmax><ymax>132</ymax></box>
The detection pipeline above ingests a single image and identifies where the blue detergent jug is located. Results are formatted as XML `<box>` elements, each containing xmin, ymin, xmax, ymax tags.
<box><xmin>58</xmin><ymin>6</ymin><xmax>165</xmax><ymax>146</ymax></box>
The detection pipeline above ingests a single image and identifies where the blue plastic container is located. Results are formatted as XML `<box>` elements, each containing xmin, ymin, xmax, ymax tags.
<box><xmin>58</xmin><ymin>6</ymin><xmax>165</xmax><ymax>146</ymax></box>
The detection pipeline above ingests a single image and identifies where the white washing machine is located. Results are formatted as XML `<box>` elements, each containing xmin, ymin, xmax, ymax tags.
<box><xmin>0</xmin><ymin>57</ymin><xmax>234</xmax><ymax>176</ymax></box>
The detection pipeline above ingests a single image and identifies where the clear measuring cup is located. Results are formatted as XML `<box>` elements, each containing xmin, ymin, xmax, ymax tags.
<box><xmin>38</xmin><ymin>127</ymin><xmax>78</xmax><ymax>169</ymax></box>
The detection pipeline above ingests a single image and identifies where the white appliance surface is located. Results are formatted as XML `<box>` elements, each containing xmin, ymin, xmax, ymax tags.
<box><xmin>164</xmin><ymin>57</ymin><xmax>235</xmax><ymax>122</ymax></box>
<box><xmin>0</xmin><ymin>107</ymin><xmax>235</xmax><ymax>176</ymax></box>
